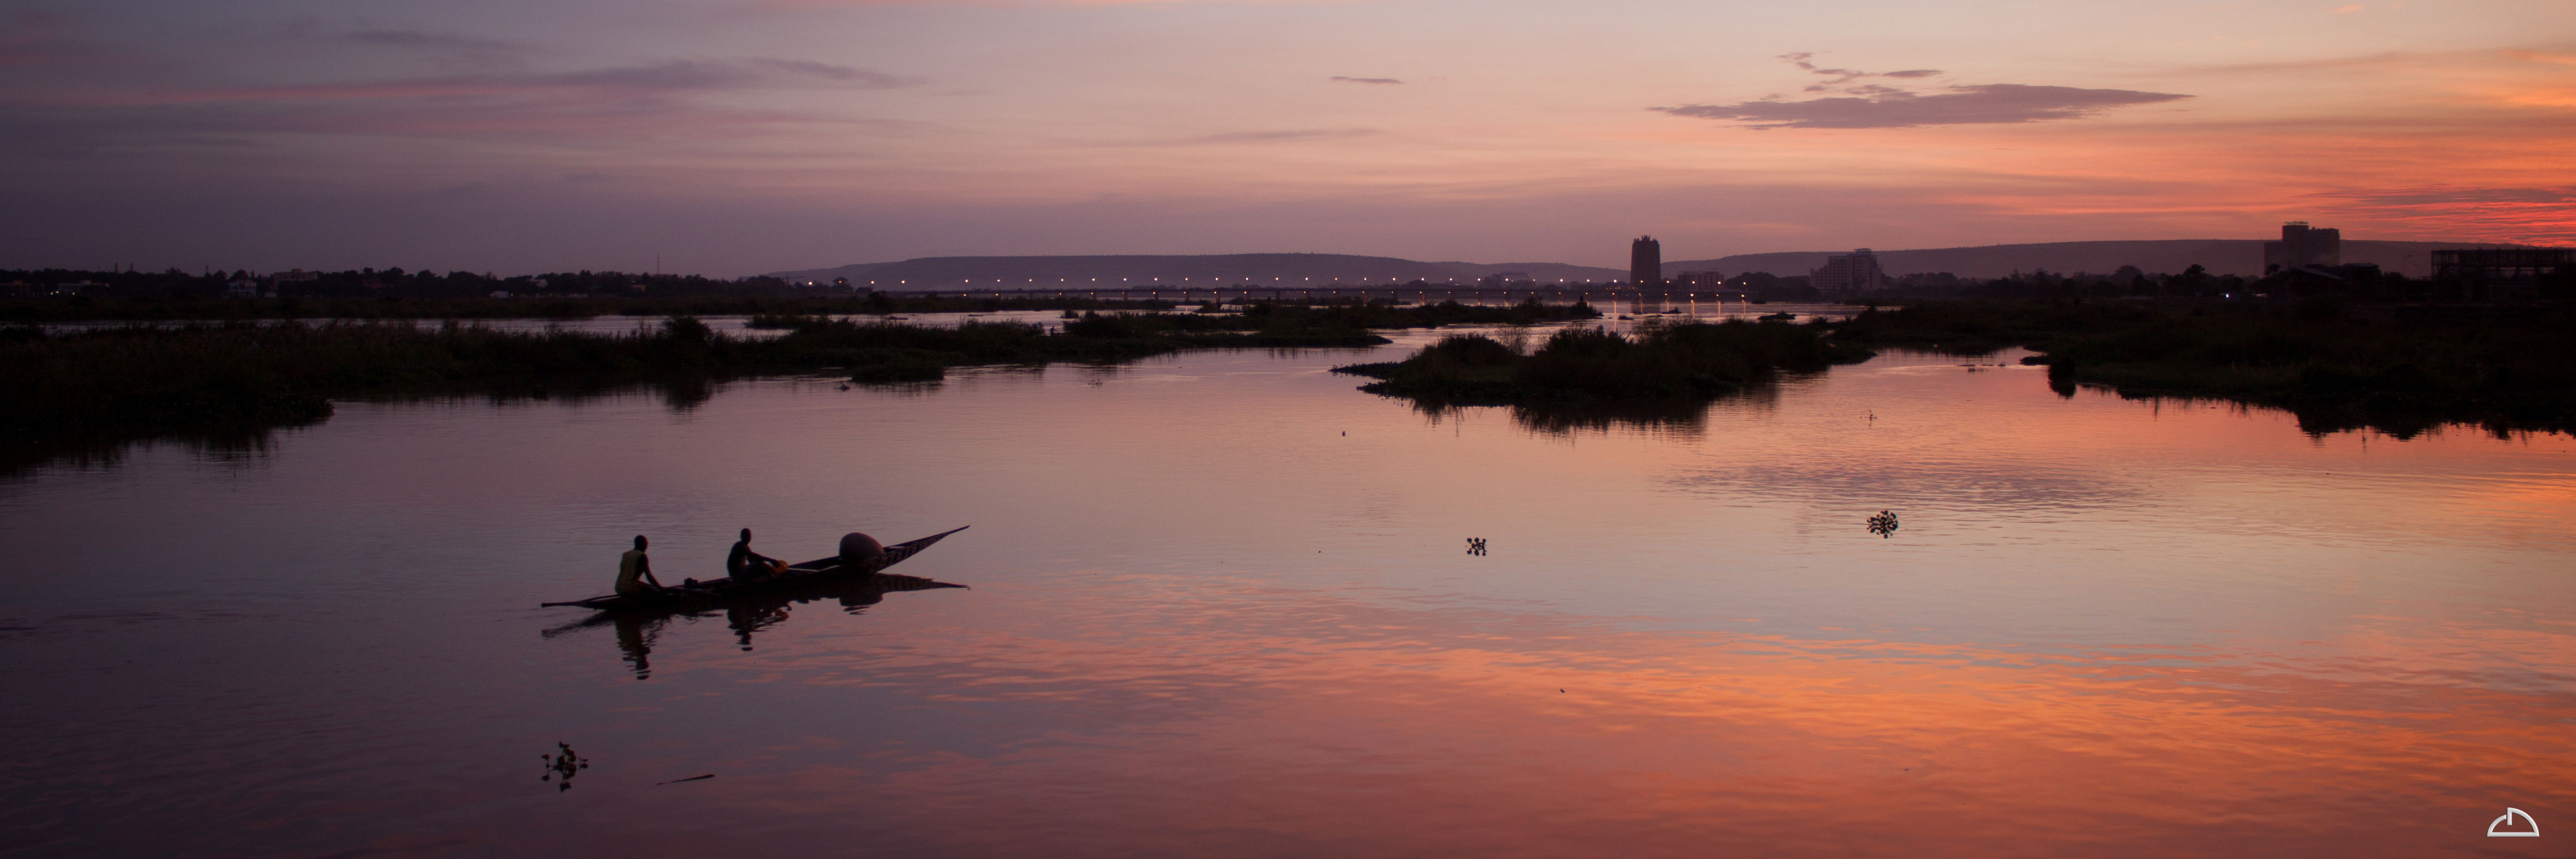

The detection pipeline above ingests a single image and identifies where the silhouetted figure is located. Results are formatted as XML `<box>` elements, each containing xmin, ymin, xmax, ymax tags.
<box><xmin>616</xmin><ymin>535</ymin><xmax>664</xmax><ymax>597</ymax></box>
<box><xmin>839</xmin><ymin>532</ymin><xmax>886</xmax><ymax>570</ymax></box>
<box><xmin>727</xmin><ymin>528</ymin><xmax>782</xmax><ymax>582</ymax></box>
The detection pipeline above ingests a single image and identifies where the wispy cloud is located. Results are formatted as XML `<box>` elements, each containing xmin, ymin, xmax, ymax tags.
<box><xmin>1</xmin><ymin>57</ymin><xmax>922</xmax><ymax>155</ymax></box>
<box><xmin>1330</xmin><ymin>76</ymin><xmax>1402</xmax><ymax>85</ymax></box>
<box><xmin>2306</xmin><ymin>185</ymin><xmax>2576</xmax><ymax>243</ymax></box>
<box><xmin>1778</xmin><ymin>52</ymin><xmax>1941</xmax><ymax>92</ymax></box>
<box><xmin>534</xmin><ymin>58</ymin><xmax>918</xmax><ymax>91</ymax></box>
<box><xmin>2504</xmin><ymin>49</ymin><xmax>2576</xmax><ymax>67</ymax></box>
<box><xmin>1659</xmin><ymin>52</ymin><xmax>2183</xmax><ymax>129</ymax></box>
<box><xmin>336</xmin><ymin>29</ymin><xmax>532</xmax><ymax>72</ymax></box>
<box><xmin>1654</xmin><ymin>70</ymin><xmax>2190</xmax><ymax>130</ymax></box>
<box><xmin>0</xmin><ymin>11</ymin><xmax>107</xmax><ymax>68</ymax></box>
<box><xmin>1158</xmin><ymin>127</ymin><xmax>1381</xmax><ymax>145</ymax></box>
<box><xmin>343</xmin><ymin>30</ymin><xmax>523</xmax><ymax>53</ymax></box>
<box><xmin>34</xmin><ymin>59</ymin><xmax>920</xmax><ymax>108</ymax></box>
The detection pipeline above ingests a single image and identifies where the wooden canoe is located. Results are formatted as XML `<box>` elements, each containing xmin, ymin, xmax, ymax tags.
<box><xmin>542</xmin><ymin>525</ymin><xmax>968</xmax><ymax>611</ymax></box>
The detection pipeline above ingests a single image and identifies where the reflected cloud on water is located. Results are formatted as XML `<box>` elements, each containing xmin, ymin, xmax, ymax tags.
<box><xmin>561</xmin><ymin>576</ymin><xmax>2576</xmax><ymax>857</ymax></box>
<box><xmin>1663</xmin><ymin>457</ymin><xmax>2144</xmax><ymax>512</ymax></box>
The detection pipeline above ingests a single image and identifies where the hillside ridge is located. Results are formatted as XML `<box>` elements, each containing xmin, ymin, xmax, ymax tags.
<box><xmin>774</xmin><ymin>240</ymin><xmax>2528</xmax><ymax>286</ymax></box>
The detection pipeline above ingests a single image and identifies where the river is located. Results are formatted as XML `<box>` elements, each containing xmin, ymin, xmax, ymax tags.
<box><xmin>2</xmin><ymin>320</ymin><xmax>2568</xmax><ymax>857</ymax></box>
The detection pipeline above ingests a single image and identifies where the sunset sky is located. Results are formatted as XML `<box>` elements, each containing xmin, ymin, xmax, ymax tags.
<box><xmin>3</xmin><ymin>0</ymin><xmax>2571</xmax><ymax>274</ymax></box>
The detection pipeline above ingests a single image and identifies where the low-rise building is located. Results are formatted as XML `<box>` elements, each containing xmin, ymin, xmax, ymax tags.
<box><xmin>2432</xmin><ymin>247</ymin><xmax>2574</xmax><ymax>300</ymax></box>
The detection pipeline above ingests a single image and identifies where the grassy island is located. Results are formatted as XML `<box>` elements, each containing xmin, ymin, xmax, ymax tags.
<box><xmin>1332</xmin><ymin>318</ymin><xmax>1873</xmax><ymax>419</ymax></box>
<box><xmin>1833</xmin><ymin>299</ymin><xmax>2576</xmax><ymax>437</ymax></box>
<box><xmin>0</xmin><ymin>298</ymin><xmax>1599</xmax><ymax>472</ymax></box>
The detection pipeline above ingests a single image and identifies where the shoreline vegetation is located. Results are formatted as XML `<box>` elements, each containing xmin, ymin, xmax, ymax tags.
<box><xmin>1831</xmin><ymin>299</ymin><xmax>2576</xmax><ymax>437</ymax></box>
<box><xmin>1331</xmin><ymin>318</ymin><xmax>1873</xmax><ymax>430</ymax></box>
<box><xmin>0</xmin><ymin>299</ymin><xmax>1598</xmax><ymax>473</ymax></box>
<box><xmin>1</xmin><ymin>293</ymin><xmax>1193</xmax><ymax>323</ymax></box>
<box><xmin>12</xmin><ymin>291</ymin><xmax>2570</xmax><ymax>472</ymax></box>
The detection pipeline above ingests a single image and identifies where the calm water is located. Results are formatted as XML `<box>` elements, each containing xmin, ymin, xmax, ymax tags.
<box><xmin>3</xmin><ymin>324</ymin><xmax>2571</xmax><ymax>857</ymax></box>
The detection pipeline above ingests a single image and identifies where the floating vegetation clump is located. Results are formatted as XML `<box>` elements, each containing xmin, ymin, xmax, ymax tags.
<box><xmin>541</xmin><ymin>742</ymin><xmax>588</xmax><ymax>792</ymax></box>
<box><xmin>1866</xmin><ymin>510</ymin><xmax>1901</xmax><ymax>539</ymax></box>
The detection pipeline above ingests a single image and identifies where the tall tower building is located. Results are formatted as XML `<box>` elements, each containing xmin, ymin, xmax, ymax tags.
<box><xmin>1810</xmin><ymin>248</ymin><xmax>1885</xmax><ymax>298</ymax></box>
<box><xmin>1630</xmin><ymin>236</ymin><xmax>1661</xmax><ymax>286</ymax></box>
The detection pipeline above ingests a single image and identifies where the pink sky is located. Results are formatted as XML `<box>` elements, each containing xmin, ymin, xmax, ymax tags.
<box><xmin>1</xmin><ymin>0</ymin><xmax>2569</xmax><ymax>274</ymax></box>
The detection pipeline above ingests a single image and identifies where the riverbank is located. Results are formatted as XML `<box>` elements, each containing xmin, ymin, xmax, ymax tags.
<box><xmin>0</xmin><ymin>299</ymin><xmax>1601</xmax><ymax>472</ymax></box>
<box><xmin>0</xmin><ymin>294</ymin><xmax>1186</xmax><ymax>323</ymax></box>
<box><xmin>0</xmin><ymin>292</ymin><xmax>1608</xmax><ymax>324</ymax></box>
<box><xmin>1831</xmin><ymin>299</ymin><xmax>2576</xmax><ymax>437</ymax></box>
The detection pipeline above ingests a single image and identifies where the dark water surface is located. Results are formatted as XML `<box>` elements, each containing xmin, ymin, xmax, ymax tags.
<box><xmin>3</xmin><ymin>328</ymin><xmax>2571</xmax><ymax>857</ymax></box>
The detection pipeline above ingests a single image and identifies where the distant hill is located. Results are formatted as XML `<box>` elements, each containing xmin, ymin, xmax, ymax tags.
<box><xmin>774</xmin><ymin>240</ymin><xmax>2530</xmax><ymax>289</ymax></box>
<box><xmin>770</xmin><ymin>253</ymin><xmax>1626</xmax><ymax>288</ymax></box>
<box><xmin>1669</xmin><ymin>240</ymin><xmax>2526</xmax><ymax>280</ymax></box>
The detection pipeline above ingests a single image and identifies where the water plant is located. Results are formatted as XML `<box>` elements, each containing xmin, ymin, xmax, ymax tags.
<box><xmin>1867</xmin><ymin>510</ymin><xmax>1900</xmax><ymax>539</ymax></box>
<box><xmin>541</xmin><ymin>742</ymin><xmax>588</xmax><ymax>792</ymax></box>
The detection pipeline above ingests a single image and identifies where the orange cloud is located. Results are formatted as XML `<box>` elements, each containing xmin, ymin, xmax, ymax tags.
<box><xmin>2503</xmin><ymin>49</ymin><xmax>2576</xmax><ymax>67</ymax></box>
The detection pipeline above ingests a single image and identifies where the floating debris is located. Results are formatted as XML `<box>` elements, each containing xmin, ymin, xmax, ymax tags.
<box><xmin>540</xmin><ymin>742</ymin><xmax>589</xmax><ymax>792</ymax></box>
<box><xmin>1866</xmin><ymin>510</ymin><xmax>1900</xmax><ymax>539</ymax></box>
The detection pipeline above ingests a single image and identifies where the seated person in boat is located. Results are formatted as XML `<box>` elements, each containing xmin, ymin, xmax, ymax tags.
<box><xmin>727</xmin><ymin>528</ymin><xmax>787</xmax><ymax>582</ymax></box>
<box><xmin>616</xmin><ymin>536</ymin><xmax>665</xmax><ymax>597</ymax></box>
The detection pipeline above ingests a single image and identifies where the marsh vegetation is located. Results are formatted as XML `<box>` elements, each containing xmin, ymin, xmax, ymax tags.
<box><xmin>1833</xmin><ymin>299</ymin><xmax>2576</xmax><ymax>437</ymax></box>
<box><xmin>1333</xmin><ymin>318</ymin><xmax>1872</xmax><ymax>419</ymax></box>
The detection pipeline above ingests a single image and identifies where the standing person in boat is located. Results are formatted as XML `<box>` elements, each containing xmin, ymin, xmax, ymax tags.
<box><xmin>727</xmin><ymin>528</ymin><xmax>784</xmax><ymax>582</ymax></box>
<box><xmin>616</xmin><ymin>535</ymin><xmax>665</xmax><ymax>597</ymax></box>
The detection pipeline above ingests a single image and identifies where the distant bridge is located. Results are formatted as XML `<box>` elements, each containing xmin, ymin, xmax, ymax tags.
<box><xmin>900</xmin><ymin>286</ymin><xmax>1769</xmax><ymax>308</ymax></box>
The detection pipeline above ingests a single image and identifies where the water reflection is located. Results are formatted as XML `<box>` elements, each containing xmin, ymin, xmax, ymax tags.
<box><xmin>1387</xmin><ymin>375</ymin><xmax>1802</xmax><ymax>437</ymax></box>
<box><xmin>1</xmin><ymin>414</ymin><xmax>327</xmax><ymax>479</ymax></box>
<box><xmin>541</xmin><ymin>573</ymin><xmax>967</xmax><ymax>679</ymax></box>
<box><xmin>2</xmin><ymin>371</ymin><xmax>758</xmax><ymax>479</ymax></box>
<box><xmin>6</xmin><ymin>335</ymin><xmax>2573</xmax><ymax>857</ymax></box>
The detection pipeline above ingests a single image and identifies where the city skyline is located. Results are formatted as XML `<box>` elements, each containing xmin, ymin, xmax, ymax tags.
<box><xmin>2</xmin><ymin>0</ymin><xmax>2571</xmax><ymax>276</ymax></box>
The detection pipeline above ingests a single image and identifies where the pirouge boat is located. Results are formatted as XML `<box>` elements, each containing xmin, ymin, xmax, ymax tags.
<box><xmin>542</xmin><ymin>526</ymin><xmax>969</xmax><ymax>612</ymax></box>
